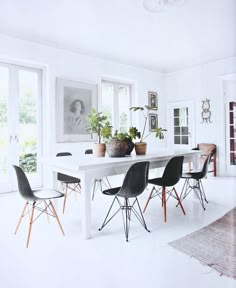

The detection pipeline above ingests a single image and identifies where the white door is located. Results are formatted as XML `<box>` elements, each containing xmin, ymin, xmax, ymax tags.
<box><xmin>225</xmin><ymin>80</ymin><xmax>236</xmax><ymax>176</ymax></box>
<box><xmin>0</xmin><ymin>63</ymin><xmax>43</xmax><ymax>193</ymax></box>
<box><xmin>167</xmin><ymin>101</ymin><xmax>195</xmax><ymax>150</ymax></box>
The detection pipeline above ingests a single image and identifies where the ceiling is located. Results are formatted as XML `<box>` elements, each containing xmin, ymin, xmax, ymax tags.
<box><xmin>0</xmin><ymin>0</ymin><xmax>235</xmax><ymax>72</ymax></box>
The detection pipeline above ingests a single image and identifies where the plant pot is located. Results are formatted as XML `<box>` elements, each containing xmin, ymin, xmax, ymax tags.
<box><xmin>125</xmin><ymin>139</ymin><xmax>135</xmax><ymax>155</ymax></box>
<box><xmin>134</xmin><ymin>142</ymin><xmax>147</xmax><ymax>155</ymax></box>
<box><xmin>106</xmin><ymin>139</ymin><xmax>128</xmax><ymax>157</ymax></box>
<box><xmin>93</xmin><ymin>143</ymin><xmax>106</xmax><ymax>157</ymax></box>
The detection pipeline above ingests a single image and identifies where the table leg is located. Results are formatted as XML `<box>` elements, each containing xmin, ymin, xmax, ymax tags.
<box><xmin>80</xmin><ymin>173</ymin><xmax>92</xmax><ymax>239</ymax></box>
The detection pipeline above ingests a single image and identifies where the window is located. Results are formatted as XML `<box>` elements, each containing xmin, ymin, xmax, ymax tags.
<box><xmin>101</xmin><ymin>80</ymin><xmax>132</xmax><ymax>133</ymax></box>
<box><xmin>173</xmin><ymin>107</ymin><xmax>189</xmax><ymax>145</ymax></box>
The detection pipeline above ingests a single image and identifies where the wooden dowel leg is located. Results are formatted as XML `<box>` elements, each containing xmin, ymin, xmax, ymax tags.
<box><xmin>49</xmin><ymin>200</ymin><xmax>65</xmax><ymax>236</ymax></box>
<box><xmin>162</xmin><ymin>187</ymin><xmax>167</xmax><ymax>223</ymax></box>
<box><xmin>173</xmin><ymin>187</ymin><xmax>186</xmax><ymax>215</ymax></box>
<box><xmin>26</xmin><ymin>202</ymin><xmax>35</xmax><ymax>248</ymax></box>
<box><xmin>143</xmin><ymin>187</ymin><xmax>154</xmax><ymax>213</ymax></box>
<box><xmin>14</xmin><ymin>202</ymin><xmax>29</xmax><ymax>235</ymax></box>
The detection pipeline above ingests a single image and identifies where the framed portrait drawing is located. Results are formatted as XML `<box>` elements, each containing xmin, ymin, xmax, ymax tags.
<box><xmin>149</xmin><ymin>114</ymin><xmax>158</xmax><ymax>132</ymax></box>
<box><xmin>56</xmin><ymin>78</ymin><xmax>97</xmax><ymax>142</ymax></box>
<box><xmin>148</xmin><ymin>91</ymin><xmax>158</xmax><ymax>110</ymax></box>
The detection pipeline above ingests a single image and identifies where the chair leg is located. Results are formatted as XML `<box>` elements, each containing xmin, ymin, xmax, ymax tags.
<box><xmin>173</xmin><ymin>187</ymin><xmax>186</xmax><ymax>215</ymax></box>
<box><xmin>143</xmin><ymin>186</ymin><xmax>155</xmax><ymax>213</ymax></box>
<box><xmin>15</xmin><ymin>201</ymin><xmax>29</xmax><ymax>234</ymax></box>
<box><xmin>49</xmin><ymin>200</ymin><xmax>65</xmax><ymax>235</ymax></box>
<box><xmin>162</xmin><ymin>187</ymin><xmax>167</xmax><ymax>223</ymax></box>
<box><xmin>62</xmin><ymin>184</ymin><xmax>68</xmax><ymax>214</ymax></box>
<box><xmin>99</xmin><ymin>197</ymin><xmax>120</xmax><ymax>231</ymax></box>
<box><xmin>44</xmin><ymin>200</ymin><xmax>50</xmax><ymax>223</ymax></box>
<box><xmin>26</xmin><ymin>202</ymin><xmax>36</xmax><ymax>248</ymax></box>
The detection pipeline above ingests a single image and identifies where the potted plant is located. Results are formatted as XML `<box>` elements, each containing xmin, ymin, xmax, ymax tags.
<box><xmin>106</xmin><ymin>127</ymin><xmax>141</xmax><ymax>157</ymax></box>
<box><xmin>86</xmin><ymin>108</ymin><xmax>112</xmax><ymax>157</ymax></box>
<box><xmin>130</xmin><ymin>105</ymin><xmax>167</xmax><ymax>155</ymax></box>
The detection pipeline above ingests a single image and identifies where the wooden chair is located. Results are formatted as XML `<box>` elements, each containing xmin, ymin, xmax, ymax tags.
<box><xmin>193</xmin><ymin>143</ymin><xmax>217</xmax><ymax>176</ymax></box>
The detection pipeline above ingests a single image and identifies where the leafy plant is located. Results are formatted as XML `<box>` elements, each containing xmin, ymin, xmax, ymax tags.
<box><xmin>130</xmin><ymin>106</ymin><xmax>167</xmax><ymax>142</ymax></box>
<box><xmin>86</xmin><ymin>108</ymin><xmax>112</xmax><ymax>143</ymax></box>
<box><xmin>113</xmin><ymin>127</ymin><xmax>140</xmax><ymax>142</ymax></box>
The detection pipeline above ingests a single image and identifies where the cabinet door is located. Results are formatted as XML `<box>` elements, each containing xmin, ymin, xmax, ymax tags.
<box><xmin>0</xmin><ymin>63</ymin><xmax>42</xmax><ymax>193</ymax></box>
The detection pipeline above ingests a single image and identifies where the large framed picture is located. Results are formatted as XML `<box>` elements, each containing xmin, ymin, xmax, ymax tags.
<box><xmin>56</xmin><ymin>78</ymin><xmax>97</xmax><ymax>142</ymax></box>
<box><xmin>148</xmin><ymin>91</ymin><xmax>158</xmax><ymax>109</ymax></box>
<box><xmin>149</xmin><ymin>113</ymin><xmax>158</xmax><ymax>132</ymax></box>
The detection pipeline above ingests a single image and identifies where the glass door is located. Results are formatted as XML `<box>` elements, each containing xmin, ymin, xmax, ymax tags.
<box><xmin>168</xmin><ymin>101</ymin><xmax>194</xmax><ymax>151</ymax></box>
<box><xmin>225</xmin><ymin>79</ymin><xmax>236</xmax><ymax>176</ymax></box>
<box><xmin>0</xmin><ymin>63</ymin><xmax>42</xmax><ymax>193</ymax></box>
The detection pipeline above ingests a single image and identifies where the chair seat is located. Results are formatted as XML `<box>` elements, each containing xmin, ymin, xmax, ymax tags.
<box><xmin>103</xmin><ymin>187</ymin><xmax>120</xmax><ymax>196</ymax></box>
<box><xmin>32</xmin><ymin>189</ymin><xmax>64</xmax><ymax>200</ymax></box>
<box><xmin>58</xmin><ymin>177</ymin><xmax>80</xmax><ymax>184</ymax></box>
<box><xmin>148</xmin><ymin>178</ymin><xmax>166</xmax><ymax>187</ymax></box>
<box><xmin>181</xmin><ymin>172</ymin><xmax>202</xmax><ymax>180</ymax></box>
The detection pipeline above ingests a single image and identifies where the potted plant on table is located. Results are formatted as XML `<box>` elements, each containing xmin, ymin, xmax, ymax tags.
<box><xmin>86</xmin><ymin>108</ymin><xmax>112</xmax><ymax>157</ymax></box>
<box><xmin>130</xmin><ymin>105</ymin><xmax>167</xmax><ymax>155</ymax></box>
<box><xmin>106</xmin><ymin>127</ymin><xmax>140</xmax><ymax>157</ymax></box>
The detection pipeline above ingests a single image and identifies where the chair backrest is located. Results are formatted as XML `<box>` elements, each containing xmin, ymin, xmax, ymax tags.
<box><xmin>85</xmin><ymin>149</ymin><xmax>93</xmax><ymax>154</ymax></box>
<box><xmin>161</xmin><ymin>156</ymin><xmax>184</xmax><ymax>187</ymax></box>
<box><xmin>197</xmin><ymin>143</ymin><xmax>216</xmax><ymax>155</ymax></box>
<box><xmin>13</xmin><ymin>165</ymin><xmax>34</xmax><ymax>200</ymax></box>
<box><xmin>56</xmin><ymin>152</ymin><xmax>73</xmax><ymax>181</ymax></box>
<box><xmin>198</xmin><ymin>153</ymin><xmax>212</xmax><ymax>179</ymax></box>
<box><xmin>117</xmin><ymin>161</ymin><xmax>149</xmax><ymax>198</ymax></box>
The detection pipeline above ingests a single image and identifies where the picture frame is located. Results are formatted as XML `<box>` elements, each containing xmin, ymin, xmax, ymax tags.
<box><xmin>148</xmin><ymin>91</ymin><xmax>158</xmax><ymax>109</ymax></box>
<box><xmin>149</xmin><ymin>113</ymin><xmax>158</xmax><ymax>132</ymax></box>
<box><xmin>56</xmin><ymin>78</ymin><xmax>97</xmax><ymax>142</ymax></box>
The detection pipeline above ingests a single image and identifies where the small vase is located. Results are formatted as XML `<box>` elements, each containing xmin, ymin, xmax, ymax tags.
<box><xmin>134</xmin><ymin>142</ymin><xmax>147</xmax><ymax>155</ymax></box>
<box><xmin>125</xmin><ymin>140</ymin><xmax>135</xmax><ymax>155</ymax></box>
<box><xmin>93</xmin><ymin>143</ymin><xmax>106</xmax><ymax>157</ymax></box>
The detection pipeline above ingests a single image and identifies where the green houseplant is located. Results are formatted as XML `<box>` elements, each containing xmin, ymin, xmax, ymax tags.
<box><xmin>130</xmin><ymin>105</ymin><xmax>167</xmax><ymax>155</ymax></box>
<box><xmin>87</xmin><ymin>108</ymin><xmax>112</xmax><ymax>157</ymax></box>
<box><xmin>106</xmin><ymin>127</ymin><xmax>140</xmax><ymax>157</ymax></box>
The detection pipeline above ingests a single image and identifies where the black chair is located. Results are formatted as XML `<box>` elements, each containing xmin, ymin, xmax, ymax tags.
<box><xmin>143</xmin><ymin>156</ymin><xmax>185</xmax><ymax>222</ymax></box>
<box><xmin>98</xmin><ymin>161</ymin><xmax>150</xmax><ymax>242</ymax></box>
<box><xmin>13</xmin><ymin>165</ymin><xmax>65</xmax><ymax>248</ymax></box>
<box><xmin>56</xmin><ymin>152</ymin><xmax>81</xmax><ymax>213</ymax></box>
<box><xmin>179</xmin><ymin>153</ymin><xmax>212</xmax><ymax>210</ymax></box>
<box><xmin>85</xmin><ymin>149</ymin><xmax>111</xmax><ymax>200</ymax></box>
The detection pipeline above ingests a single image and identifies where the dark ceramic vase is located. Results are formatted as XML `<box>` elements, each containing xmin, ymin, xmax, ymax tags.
<box><xmin>125</xmin><ymin>140</ymin><xmax>135</xmax><ymax>155</ymax></box>
<box><xmin>106</xmin><ymin>139</ymin><xmax>128</xmax><ymax>157</ymax></box>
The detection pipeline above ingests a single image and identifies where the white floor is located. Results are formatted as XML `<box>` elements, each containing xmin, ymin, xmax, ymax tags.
<box><xmin>0</xmin><ymin>176</ymin><xmax>235</xmax><ymax>288</ymax></box>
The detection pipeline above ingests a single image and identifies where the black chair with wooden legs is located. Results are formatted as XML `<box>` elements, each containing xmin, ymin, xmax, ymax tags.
<box><xmin>13</xmin><ymin>165</ymin><xmax>65</xmax><ymax>248</ymax></box>
<box><xmin>179</xmin><ymin>152</ymin><xmax>212</xmax><ymax>210</ymax></box>
<box><xmin>85</xmin><ymin>149</ymin><xmax>111</xmax><ymax>200</ymax></box>
<box><xmin>56</xmin><ymin>152</ymin><xmax>81</xmax><ymax>213</ymax></box>
<box><xmin>98</xmin><ymin>161</ymin><xmax>150</xmax><ymax>242</ymax></box>
<box><xmin>143</xmin><ymin>156</ymin><xmax>185</xmax><ymax>222</ymax></box>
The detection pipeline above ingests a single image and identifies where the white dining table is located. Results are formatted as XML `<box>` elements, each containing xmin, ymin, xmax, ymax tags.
<box><xmin>48</xmin><ymin>149</ymin><xmax>201</xmax><ymax>239</ymax></box>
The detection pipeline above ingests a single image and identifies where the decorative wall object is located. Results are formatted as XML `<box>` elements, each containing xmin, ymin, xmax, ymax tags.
<box><xmin>148</xmin><ymin>91</ymin><xmax>158</xmax><ymax>109</ymax></box>
<box><xmin>149</xmin><ymin>113</ymin><xmax>158</xmax><ymax>131</ymax></box>
<box><xmin>201</xmin><ymin>98</ymin><xmax>212</xmax><ymax>123</ymax></box>
<box><xmin>56</xmin><ymin>78</ymin><xmax>97</xmax><ymax>142</ymax></box>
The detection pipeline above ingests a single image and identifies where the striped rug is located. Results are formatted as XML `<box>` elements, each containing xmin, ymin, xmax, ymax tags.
<box><xmin>169</xmin><ymin>207</ymin><xmax>236</xmax><ymax>279</ymax></box>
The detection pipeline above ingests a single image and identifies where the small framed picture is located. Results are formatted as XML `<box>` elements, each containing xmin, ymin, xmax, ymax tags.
<box><xmin>149</xmin><ymin>114</ymin><xmax>158</xmax><ymax>132</ymax></box>
<box><xmin>148</xmin><ymin>91</ymin><xmax>158</xmax><ymax>109</ymax></box>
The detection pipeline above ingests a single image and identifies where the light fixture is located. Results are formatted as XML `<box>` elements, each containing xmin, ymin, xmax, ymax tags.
<box><xmin>143</xmin><ymin>0</ymin><xmax>185</xmax><ymax>13</ymax></box>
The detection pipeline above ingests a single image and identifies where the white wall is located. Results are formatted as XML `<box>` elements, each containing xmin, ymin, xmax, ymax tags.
<box><xmin>165</xmin><ymin>57</ymin><xmax>236</xmax><ymax>175</ymax></box>
<box><xmin>0</xmin><ymin>34</ymin><xmax>165</xmax><ymax>178</ymax></box>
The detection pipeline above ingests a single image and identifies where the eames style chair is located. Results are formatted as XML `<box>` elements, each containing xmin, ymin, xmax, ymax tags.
<box><xmin>13</xmin><ymin>165</ymin><xmax>65</xmax><ymax>248</ymax></box>
<box><xmin>179</xmin><ymin>153</ymin><xmax>212</xmax><ymax>210</ymax></box>
<box><xmin>84</xmin><ymin>149</ymin><xmax>111</xmax><ymax>200</ymax></box>
<box><xmin>143</xmin><ymin>156</ymin><xmax>185</xmax><ymax>222</ymax></box>
<box><xmin>56</xmin><ymin>152</ymin><xmax>81</xmax><ymax>213</ymax></box>
<box><xmin>98</xmin><ymin>161</ymin><xmax>150</xmax><ymax>242</ymax></box>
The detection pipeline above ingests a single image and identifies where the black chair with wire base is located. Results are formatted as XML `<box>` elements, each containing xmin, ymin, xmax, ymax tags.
<box><xmin>13</xmin><ymin>165</ymin><xmax>65</xmax><ymax>248</ymax></box>
<box><xmin>56</xmin><ymin>152</ymin><xmax>81</xmax><ymax>213</ymax></box>
<box><xmin>98</xmin><ymin>161</ymin><xmax>150</xmax><ymax>242</ymax></box>
<box><xmin>179</xmin><ymin>153</ymin><xmax>212</xmax><ymax>210</ymax></box>
<box><xmin>85</xmin><ymin>149</ymin><xmax>111</xmax><ymax>200</ymax></box>
<box><xmin>143</xmin><ymin>156</ymin><xmax>185</xmax><ymax>223</ymax></box>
